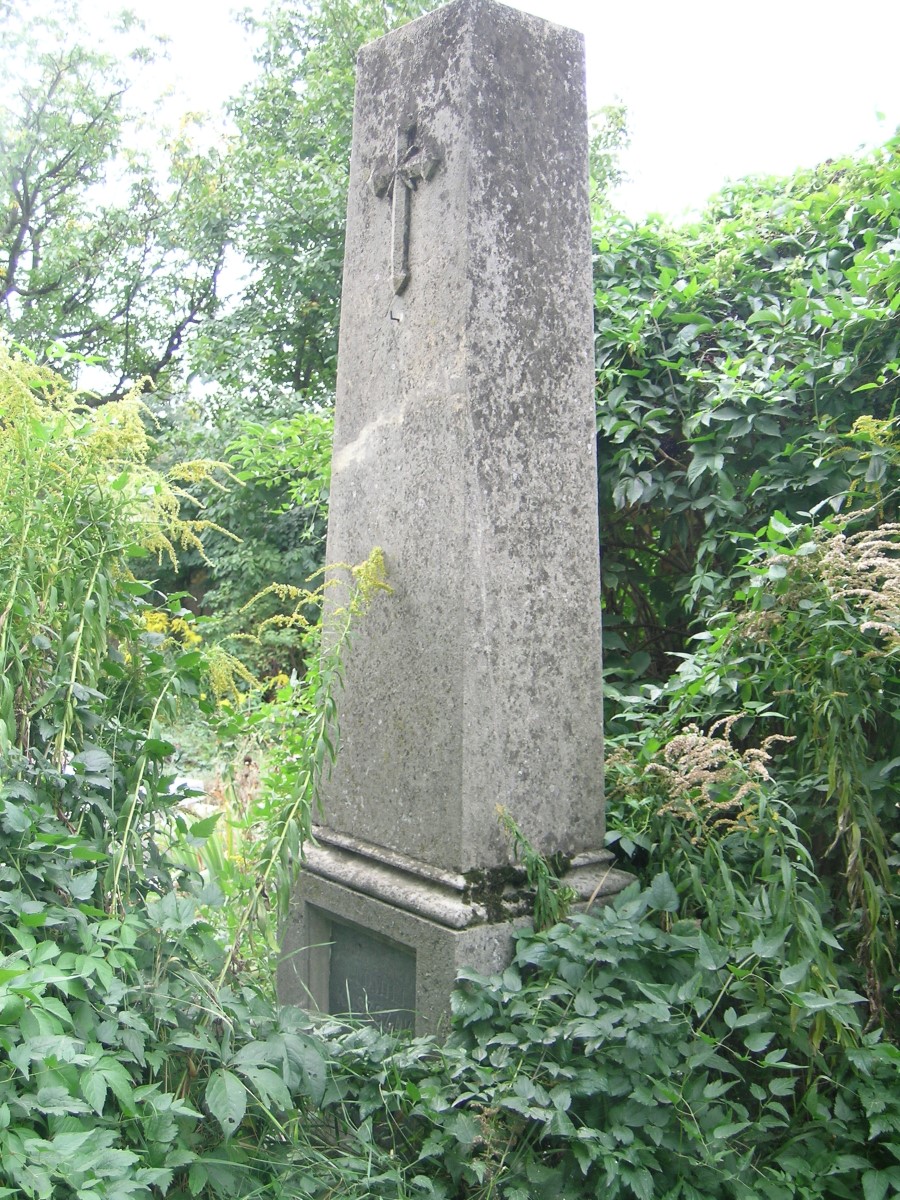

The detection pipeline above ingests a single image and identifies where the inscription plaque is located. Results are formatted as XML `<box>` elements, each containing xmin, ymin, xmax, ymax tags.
<box><xmin>327</xmin><ymin>917</ymin><xmax>417</xmax><ymax>1032</ymax></box>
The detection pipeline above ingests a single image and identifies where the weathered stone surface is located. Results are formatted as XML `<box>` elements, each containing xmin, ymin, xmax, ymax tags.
<box><xmin>290</xmin><ymin>870</ymin><xmax>528</xmax><ymax>1037</ymax></box>
<box><xmin>279</xmin><ymin>0</ymin><xmax>621</xmax><ymax>1034</ymax></box>
<box><xmin>285</xmin><ymin>838</ymin><xmax>631</xmax><ymax>1035</ymax></box>
<box><xmin>320</xmin><ymin>0</ymin><xmax>603</xmax><ymax>874</ymax></box>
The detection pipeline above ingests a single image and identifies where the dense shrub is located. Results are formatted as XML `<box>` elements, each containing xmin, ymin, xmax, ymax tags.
<box><xmin>596</xmin><ymin>133</ymin><xmax>900</xmax><ymax>687</ymax></box>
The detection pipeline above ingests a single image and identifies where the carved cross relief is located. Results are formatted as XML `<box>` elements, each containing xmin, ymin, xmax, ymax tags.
<box><xmin>371</xmin><ymin>119</ymin><xmax>442</xmax><ymax>295</ymax></box>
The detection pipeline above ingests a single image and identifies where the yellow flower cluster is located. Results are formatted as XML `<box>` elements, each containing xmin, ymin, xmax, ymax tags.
<box><xmin>850</xmin><ymin>414</ymin><xmax>897</xmax><ymax>448</ymax></box>
<box><xmin>142</xmin><ymin>610</ymin><xmax>202</xmax><ymax>647</ymax></box>
<box><xmin>205</xmin><ymin>644</ymin><xmax>258</xmax><ymax>703</ymax></box>
<box><xmin>0</xmin><ymin>345</ymin><xmax>238</xmax><ymax>576</ymax></box>
<box><xmin>241</xmin><ymin>549</ymin><xmax>392</xmax><ymax>641</ymax></box>
<box><xmin>143</xmin><ymin>611</ymin><xmax>169</xmax><ymax>634</ymax></box>
<box><xmin>170</xmin><ymin>617</ymin><xmax>202</xmax><ymax>647</ymax></box>
<box><xmin>350</xmin><ymin>547</ymin><xmax>393</xmax><ymax>609</ymax></box>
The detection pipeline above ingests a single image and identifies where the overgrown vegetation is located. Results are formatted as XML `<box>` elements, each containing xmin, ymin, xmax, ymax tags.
<box><xmin>596</xmin><ymin>139</ymin><xmax>900</xmax><ymax>680</ymax></box>
<box><xmin>0</xmin><ymin>352</ymin><xmax>392</xmax><ymax>1196</ymax></box>
<box><xmin>0</xmin><ymin>0</ymin><xmax>898</xmax><ymax>1195</ymax></box>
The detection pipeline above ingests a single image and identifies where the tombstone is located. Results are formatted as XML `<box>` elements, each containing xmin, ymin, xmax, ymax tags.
<box><xmin>278</xmin><ymin>0</ymin><xmax>630</xmax><ymax>1035</ymax></box>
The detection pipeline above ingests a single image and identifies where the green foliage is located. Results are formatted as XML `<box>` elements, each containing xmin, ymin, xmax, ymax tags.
<box><xmin>198</xmin><ymin>879</ymin><xmax>896</xmax><ymax>1200</ymax></box>
<box><xmin>445</xmin><ymin>887</ymin><xmax>899</xmax><ymax>1200</ymax></box>
<box><xmin>608</xmin><ymin>510</ymin><xmax>900</xmax><ymax>1028</ymax></box>
<box><xmin>496</xmin><ymin>806</ymin><xmax>577</xmax><ymax>930</ymax></box>
<box><xmin>606</xmin><ymin>719</ymin><xmax>841</xmax><ymax>993</ymax></box>
<box><xmin>596</xmin><ymin>133</ymin><xmax>900</xmax><ymax>684</ymax></box>
<box><xmin>2</xmin><ymin>7</ymin><xmax>898</xmax><ymax>1195</ymax></box>
<box><xmin>210</xmin><ymin>548</ymin><xmax>392</xmax><ymax>981</ymax></box>
<box><xmin>228</xmin><ymin>409</ymin><xmax>333</xmax><ymax>528</ymax></box>
<box><xmin>149</xmin><ymin>402</ymin><xmax>332</xmax><ymax>679</ymax></box>
<box><xmin>589</xmin><ymin>102</ymin><xmax>630</xmax><ymax>203</ymax></box>
<box><xmin>0</xmin><ymin>346</ymin><xmax>232</xmax><ymax>756</ymax></box>
<box><xmin>0</xmin><ymin>349</ymin><xmax>336</xmax><ymax>1197</ymax></box>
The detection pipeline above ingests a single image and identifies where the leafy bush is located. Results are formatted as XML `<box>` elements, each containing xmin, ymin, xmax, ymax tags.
<box><xmin>203</xmin><ymin>876</ymin><xmax>895</xmax><ymax>1200</ymax></box>
<box><xmin>0</xmin><ymin>349</ymin><xmax>339</xmax><ymax>1197</ymax></box>
<box><xmin>606</xmin><ymin>508</ymin><xmax>899</xmax><ymax>1031</ymax></box>
<box><xmin>596</xmin><ymin>133</ymin><xmax>900</xmax><ymax>685</ymax></box>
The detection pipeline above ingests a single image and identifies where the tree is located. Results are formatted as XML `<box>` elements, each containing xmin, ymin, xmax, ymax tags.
<box><xmin>151</xmin><ymin>0</ymin><xmax>444</xmax><ymax>640</ymax></box>
<box><xmin>192</xmin><ymin>0</ymin><xmax>436</xmax><ymax>406</ymax></box>
<box><xmin>0</xmin><ymin>1</ymin><xmax>229</xmax><ymax>399</ymax></box>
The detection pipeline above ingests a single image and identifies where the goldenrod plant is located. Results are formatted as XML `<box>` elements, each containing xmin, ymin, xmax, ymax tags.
<box><xmin>212</xmin><ymin>550</ymin><xmax>392</xmax><ymax>982</ymax></box>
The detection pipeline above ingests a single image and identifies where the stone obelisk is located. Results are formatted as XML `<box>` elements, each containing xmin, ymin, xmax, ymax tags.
<box><xmin>279</xmin><ymin>0</ymin><xmax>628</xmax><ymax>1034</ymax></box>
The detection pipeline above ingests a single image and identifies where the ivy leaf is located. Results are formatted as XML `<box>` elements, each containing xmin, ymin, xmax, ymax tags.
<box><xmin>206</xmin><ymin>1068</ymin><xmax>246</xmax><ymax>1138</ymax></box>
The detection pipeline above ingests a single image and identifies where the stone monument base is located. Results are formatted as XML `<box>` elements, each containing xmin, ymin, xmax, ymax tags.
<box><xmin>278</xmin><ymin>830</ymin><xmax>633</xmax><ymax>1036</ymax></box>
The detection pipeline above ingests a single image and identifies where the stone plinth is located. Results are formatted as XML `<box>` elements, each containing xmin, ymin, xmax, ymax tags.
<box><xmin>278</xmin><ymin>0</ymin><xmax>629</xmax><ymax>1035</ymax></box>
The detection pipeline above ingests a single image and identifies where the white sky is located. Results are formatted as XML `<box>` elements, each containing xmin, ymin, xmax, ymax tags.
<box><xmin>66</xmin><ymin>0</ymin><xmax>900</xmax><ymax>219</ymax></box>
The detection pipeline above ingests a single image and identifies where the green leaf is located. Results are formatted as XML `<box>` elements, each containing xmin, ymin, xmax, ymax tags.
<box><xmin>703</xmin><ymin>1079</ymin><xmax>735</xmax><ymax>1099</ymax></box>
<box><xmin>769</xmin><ymin>1078</ymin><xmax>797</xmax><ymax>1097</ymax></box>
<box><xmin>189</xmin><ymin>813</ymin><xmax>221</xmax><ymax>839</ymax></box>
<box><xmin>67</xmin><ymin>870</ymin><xmax>98</xmax><ymax>901</ymax></box>
<box><xmin>779</xmin><ymin>960</ymin><xmax>809</xmax><ymax>988</ymax></box>
<box><xmin>713</xmin><ymin>1120</ymin><xmax>751</xmax><ymax>1139</ymax></box>
<box><xmin>73</xmin><ymin>747</ymin><xmax>113</xmax><ymax>774</ymax></box>
<box><xmin>744</xmin><ymin>1029</ymin><xmax>775</xmax><ymax>1054</ymax></box>
<box><xmin>648</xmin><ymin>872</ymin><xmax>679</xmax><ymax>912</ymax></box>
<box><xmin>238</xmin><ymin>1065</ymin><xmax>292</xmax><ymax>1113</ymax></box>
<box><xmin>206</xmin><ymin>1068</ymin><xmax>246</xmax><ymax>1138</ymax></box>
<box><xmin>746</xmin><ymin>307</ymin><xmax>781</xmax><ymax>325</ymax></box>
<box><xmin>81</xmin><ymin>1070</ymin><xmax>108</xmax><ymax>1115</ymax></box>
<box><xmin>188</xmin><ymin>1162</ymin><xmax>208</xmax><ymax>1196</ymax></box>
<box><xmin>100</xmin><ymin>1059</ymin><xmax>136</xmax><ymax>1115</ymax></box>
<box><xmin>862</xmin><ymin>1170</ymin><xmax>890</xmax><ymax>1200</ymax></box>
<box><xmin>698</xmin><ymin>931</ymin><xmax>728</xmax><ymax>971</ymax></box>
<box><xmin>796</xmin><ymin>990</ymin><xmax>866</xmax><ymax>1011</ymax></box>
<box><xmin>751</xmin><ymin>927</ymin><xmax>789</xmax><ymax>959</ymax></box>
<box><xmin>1</xmin><ymin>802</ymin><xmax>31</xmax><ymax>833</ymax></box>
<box><xmin>142</xmin><ymin>738</ymin><xmax>176</xmax><ymax>758</ymax></box>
